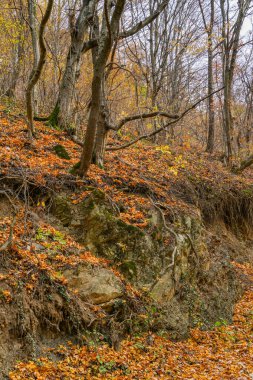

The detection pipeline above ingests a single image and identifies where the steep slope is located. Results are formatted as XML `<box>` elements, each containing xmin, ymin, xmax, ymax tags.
<box><xmin>10</xmin><ymin>264</ymin><xmax>253</xmax><ymax>379</ymax></box>
<box><xmin>0</xmin><ymin>107</ymin><xmax>252</xmax><ymax>378</ymax></box>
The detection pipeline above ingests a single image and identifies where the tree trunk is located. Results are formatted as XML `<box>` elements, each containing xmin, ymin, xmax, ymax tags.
<box><xmin>245</xmin><ymin>107</ymin><xmax>252</xmax><ymax>153</ymax></box>
<box><xmin>26</xmin><ymin>0</ymin><xmax>54</xmax><ymax>138</ymax></box>
<box><xmin>78</xmin><ymin>70</ymin><xmax>103</xmax><ymax>174</ymax></box>
<box><xmin>223</xmin><ymin>70</ymin><xmax>233</xmax><ymax>160</ymax></box>
<box><xmin>92</xmin><ymin>108</ymin><xmax>109</xmax><ymax>167</ymax></box>
<box><xmin>77</xmin><ymin>0</ymin><xmax>126</xmax><ymax>176</ymax></box>
<box><xmin>5</xmin><ymin>0</ymin><xmax>24</xmax><ymax>98</ymax></box>
<box><xmin>28</xmin><ymin>0</ymin><xmax>40</xmax><ymax>115</ymax></box>
<box><xmin>205</xmin><ymin>0</ymin><xmax>215</xmax><ymax>153</ymax></box>
<box><xmin>92</xmin><ymin>68</ymin><xmax>109</xmax><ymax>168</ymax></box>
<box><xmin>220</xmin><ymin>0</ymin><xmax>250</xmax><ymax>161</ymax></box>
<box><xmin>89</xmin><ymin>7</ymin><xmax>107</xmax><ymax>167</ymax></box>
<box><xmin>6</xmin><ymin>44</ymin><xmax>22</xmax><ymax>98</ymax></box>
<box><xmin>50</xmin><ymin>0</ymin><xmax>95</xmax><ymax>129</ymax></box>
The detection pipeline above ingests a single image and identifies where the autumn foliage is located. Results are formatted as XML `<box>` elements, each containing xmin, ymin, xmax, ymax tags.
<box><xmin>0</xmin><ymin>107</ymin><xmax>252</xmax><ymax>379</ymax></box>
<box><xmin>9</xmin><ymin>265</ymin><xmax>253</xmax><ymax>379</ymax></box>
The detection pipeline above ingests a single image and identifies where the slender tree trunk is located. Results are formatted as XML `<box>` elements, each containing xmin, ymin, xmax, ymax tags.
<box><xmin>206</xmin><ymin>0</ymin><xmax>215</xmax><ymax>153</ymax></box>
<box><xmin>223</xmin><ymin>71</ymin><xmax>233</xmax><ymax>159</ymax></box>
<box><xmin>245</xmin><ymin>105</ymin><xmax>252</xmax><ymax>153</ymax></box>
<box><xmin>92</xmin><ymin>71</ymin><xmax>110</xmax><ymax>167</ymax></box>
<box><xmin>151</xmin><ymin>95</ymin><xmax>159</xmax><ymax>144</ymax></box>
<box><xmin>149</xmin><ymin>7</ymin><xmax>159</xmax><ymax>144</ymax></box>
<box><xmin>50</xmin><ymin>0</ymin><xmax>95</xmax><ymax>129</ymax></box>
<box><xmin>78</xmin><ymin>69</ymin><xmax>103</xmax><ymax>174</ymax></box>
<box><xmin>91</xmin><ymin>8</ymin><xmax>111</xmax><ymax>168</ymax></box>
<box><xmin>5</xmin><ymin>0</ymin><xmax>24</xmax><ymax>98</ymax></box>
<box><xmin>220</xmin><ymin>0</ymin><xmax>250</xmax><ymax>161</ymax></box>
<box><xmin>26</xmin><ymin>0</ymin><xmax>54</xmax><ymax>138</ymax></box>
<box><xmin>206</xmin><ymin>57</ymin><xmax>215</xmax><ymax>152</ymax></box>
<box><xmin>28</xmin><ymin>0</ymin><xmax>40</xmax><ymax>115</ymax></box>
<box><xmin>5</xmin><ymin>40</ymin><xmax>23</xmax><ymax>98</ymax></box>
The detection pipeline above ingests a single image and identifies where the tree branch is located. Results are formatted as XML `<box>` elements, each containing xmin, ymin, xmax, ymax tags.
<box><xmin>119</xmin><ymin>0</ymin><xmax>169</xmax><ymax>39</ymax></box>
<box><xmin>81</xmin><ymin>0</ymin><xmax>169</xmax><ymax>53</ymax></box>
<box><xmin>106</xmin><ymin>87</ymin><xmax>224</xmax><ymax>151</ymax></box>
<box><xmin>27</xmin><ymin>0</ymin><xmax>54</xmax><ymax>93</ymax></box>
<box><xmin>82</xmin><ymin>38</ymin><xmax>97</xmax><ymax>53</ymax></box>
<box><xmin>111</xmin><ymin>110</ymin><xmax>179</xmax><ymax>131</ymax></box>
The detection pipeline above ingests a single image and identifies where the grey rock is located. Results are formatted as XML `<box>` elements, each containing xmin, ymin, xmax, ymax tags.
<box><xmin>64</xmin><ymin>265</ymin><xmax>123</xmax><ymax>306</ymax></box>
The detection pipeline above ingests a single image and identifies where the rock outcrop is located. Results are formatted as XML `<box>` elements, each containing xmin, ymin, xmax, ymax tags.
<box><xmin>52</xmin><ymin>189</ymin><xmax>244</xmax><ymax>338</ymax></box>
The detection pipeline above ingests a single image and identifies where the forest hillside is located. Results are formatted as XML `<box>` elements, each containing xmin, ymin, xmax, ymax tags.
<box><xmin>0</xmin><ymin>0</ymin><xmax>253</xmax><ymax>379</ymax></box>
<box><xmin>0</xmin><ymin>105</ymin><xmax>251</xmax><ymax>379</ymax></box>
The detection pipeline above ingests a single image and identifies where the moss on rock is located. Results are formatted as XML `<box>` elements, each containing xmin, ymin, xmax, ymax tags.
<box><xmin>53</xmin><ymin>144</ymin><xmax>70</xmax><ymax>160</ymax></box>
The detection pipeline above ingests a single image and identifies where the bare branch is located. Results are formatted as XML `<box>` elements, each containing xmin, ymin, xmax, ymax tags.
<box><xmin>104</xmin><ymin>0</ymin><xmax>112</xmax><ymax>43</ymax></box>
<box><xmin>119</xmin><ymin>0</ymin><xmax>169</xmax><ymax>39</ymax></box>
<box><xmin>82</xmin><ymin>38</ymin><xmax>97</xmax><ymax>53</ymax></box>
<box><xmin>82</xmin><ymin>0</ymin><xmax>169</xmax><ymax>53</ymax></box>
<box><xmin>106</xmin><ymin>87</ymin><xmax>224</xmax><ymax>151</ymax></box>
<box><xmin>111</xmin><ymin>110</ymin><xmax>179</xmax><ymax>131</ymax></box>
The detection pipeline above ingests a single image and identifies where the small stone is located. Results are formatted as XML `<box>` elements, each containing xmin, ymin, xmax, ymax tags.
<box><xmin>32</xmin><ymin>243</ymin><xmax>46</xmax><ymax>251</ymax></box>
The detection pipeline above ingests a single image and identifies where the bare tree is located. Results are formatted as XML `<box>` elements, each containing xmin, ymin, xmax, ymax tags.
<box><xmin>76</xmin><ymin>0</ymin><xmax>170</xmax><ymax>175</ymax></box>
<box><xmin>5</xmin><ymin>0</ymin><xmax>25</xmax><ymax>98</ymax></box>
<box><xmin>219</xmin><ymin>0</ymin><xmax>251</xmax><ymax>160</ymax></box>
<box><xmin>77</xmin><ymin>0</ymin><xmax>126</xmax><ymax>176</ymax></box>
<box><xmin>26</xmin><ymin>0</ymin><xmax>54</xmax><ymax>138</ymax></box>
<box><xmin>121</xmin><ymin>0</ymin><xmax>202</xmax><ymax>143</ymax></box>
<box><xmin>199</xmin><ymin>0</ymin><xmax>215</xmax><ymax>153</ymax></box>
<box><xmin>28</xmin><ymin>0</ymin><xmax>40</xmax><ymax>113</ymax></box>
<box><xmin>238</xmin><ymin>45</ymin><xmax>253</xmax><ymax>152</ymax></box>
